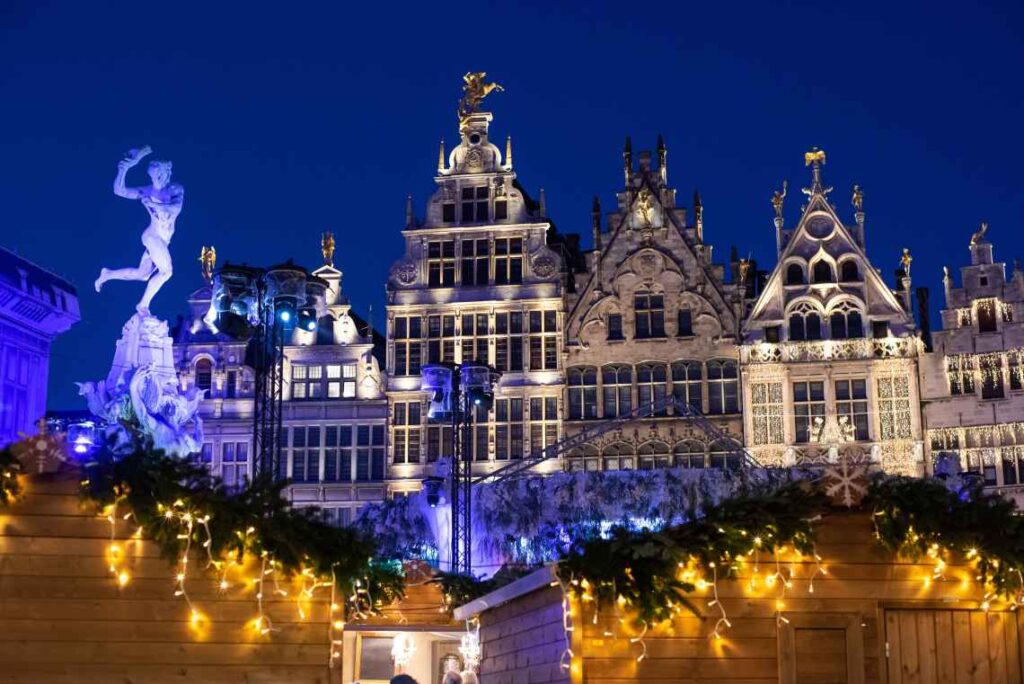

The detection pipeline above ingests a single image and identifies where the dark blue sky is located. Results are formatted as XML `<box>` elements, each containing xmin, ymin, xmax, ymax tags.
<box><xmin>3</xmin><ymin>1</ymin><xmax>1023</xmax><ymax>409</ymax></box>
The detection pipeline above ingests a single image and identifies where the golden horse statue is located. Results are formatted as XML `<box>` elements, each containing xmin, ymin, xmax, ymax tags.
<box><xmin>458</xmin><ymin>72</ymin><xmax>503</xmax><ymax>129</ymax></box>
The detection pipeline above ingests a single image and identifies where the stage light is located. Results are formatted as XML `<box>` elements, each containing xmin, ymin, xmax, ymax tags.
<box><xmin>215</xmin><ymin>311</ymin><xmax>252</xmax><ymax>340</ymax></box>
<box><xmin>274</xmin><ymin>297</ymin><xmax>297</xmax><ymax>326</ymax></box>
<box><xmin>298</xmin><ymin>306</ymin><xmax>317</xmax><ymax>332</ymax></box>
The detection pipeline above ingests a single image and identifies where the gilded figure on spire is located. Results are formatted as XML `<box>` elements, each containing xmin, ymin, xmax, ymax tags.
<box><xmin>458</xmin><ymin>72</ymin><xmax>503</xmax><ymax>130</ymax></box>
<box><xmin>321</xmin><ymin>231</ymin><xmax>336</xmax><ymax>267</ymax></box>
<box><xmin>900</xmin><ymin>248</ymin><xmax>913</xmax><ymax>278</ymax></box>
<box><xmin>199</xmin><ymin>246</ymin><xmax>216</xmax><ymax>283</ymax></box>
<box><xmin>970</xmin><ymin>221</ymin><xmax>989</xmax><ymax>246</ymax></box>
<box><xmin>852</xmin><ymin>184</ymin><xmax>863</xmax><ymax>212</ymax></box>
<box><xmin>771</xmin><ymin>180</ymin><xmax>787</xmax><ymax>218</ymax></box>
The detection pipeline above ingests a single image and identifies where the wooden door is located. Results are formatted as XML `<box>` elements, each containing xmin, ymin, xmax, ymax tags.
<box><xmin>884</xmin><ymin>609</ymin><xmax>1023</xmax><ymax>684</ymax></box>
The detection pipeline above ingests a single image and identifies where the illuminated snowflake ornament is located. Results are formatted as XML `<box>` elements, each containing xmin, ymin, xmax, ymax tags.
<box><xmin>12</xmin><ymin>428</ymin><xmax>69</xmax><ymax>474</ymax></box>
<box><xmin>822</xmin><ymin>452</ymin><xmax>870</xmax><ymax>508</ymax></box>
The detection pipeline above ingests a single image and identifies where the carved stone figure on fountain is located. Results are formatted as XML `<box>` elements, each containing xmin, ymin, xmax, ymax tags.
<box><xmin>80</xmin><ymin>147</ymin><xmax>203</xmax><ymax>458</ymax></box>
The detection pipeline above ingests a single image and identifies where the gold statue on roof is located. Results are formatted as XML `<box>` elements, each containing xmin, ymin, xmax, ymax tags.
<box><xmin>458</xmin><ymin>72</ymin><xmax>503</xmax><ymax>129</ymax></box>
<box><xmin>199</xmin><ymin>245</ymin><xmax>216</xmax><ymax>283</ymax></box>
<box><xmin>804</xmin><ymin>148</ymin><xmax>827</xmax><ymax>166</ymax></box>
<box><xmin>900</xmin><ymin>248</ymin><xmax>913</xmax><ymax>278</ymax></box>
<box><xmin>321</xmin><ymin>231</ymin><xmax>335</xmax><ymax>267</ymax></box>
<box><xmin>970</xmin><ymin>221</ymin><xmax>988</xmax><ymax>246</ymax></box>
<box><xmin>852</xmin><ymin>184</ymin><xmax>863</xmax><ymax>212</ymax></box>
<box><xmin>771</xmin><ymin>180</ymin><xmax>787</xmax><ymax>218</ymax></box>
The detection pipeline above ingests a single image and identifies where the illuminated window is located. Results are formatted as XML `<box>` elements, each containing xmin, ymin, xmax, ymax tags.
<box><xmin>461</xmin><ymin>186</ymin><xmax>489</xmax><ymax>223</ymax></box>
<box><xmin>323</xmin><ymin>426</ymin><xmax>352</xmax><ymax>482</ymax></box>
<box><xmin>427</xmin><ymin>315</ymin><xmax>457</xmax><ymax>364</ymax></box>
<box><xmin>494</xmin><ymin>311</ymin><xmax>523</xmax><ymax>371</ymax></box>
<box><xmin>392</xmin><ymin>401</ymin><xmax>421</xmax><ymax>464</ymax></box>
<box><xmin>529</xmin><ymin>397</ymin><xmax>558</xmax><ymax>455</ymax></box>
<box><xmin>461</xmin><ymin>239</ymin><xmax>490</xmax><ymax>286</ymax></box>
<box><xmin>494</xmin><ymin>238</ymin><xmax>523</xmax><ymax>285</ymax></box>
<box><xmin>495</xmin><ymin>398</ymin><xmax>524</xmax><ymax>460</ymax></box>
<box><xmin>981</xmin><ymin>356</ymin><xmax>1005</xmax><ymax>399</ymax></box>
<box><xmin>835</xmin><ymin>379</ymin><xmax>869</xmax><ymax>440</ymax></box>
<box><xmin>567</xmin><ymin>366</ymin><xmax>598</xmax><ymax>420</ymax></box>
<box><xmin>792</xmin><ymin>381</ymin><xmax>825</xmax><ymax>443</ymax></box>
<box><xmin>602</xmin><ymin>364</ymin><xmax>632</xmax><ymax>418</ymax></box>
<box><xmin>528</xmin><ymin>310</ymin><xmax>558</xmax><ymax>370</ymax></box>
<box><xmin>977</xmin><ymin>299</ymin><xmax>998</xmax><ymax>333</ymax></box>
<box><xmin>877</xmin><ymin>375</ymin><xmax>913</xmax><ymax>440</ymax></box>
<box><xmin>291</xmin><ymin>364</ymin><xmax>323</xmax><ymax>400</ymax></box>
<box><xmin>946</xmin><ymin>355</ymin><xmax>975</xmax><ymax>396</ymax></box>
<box><xmin>427</xmin><ymin>241</ymin><xmax>456</xmax><ymax>287</ymax></box>
<box><xmin>637</xmin><ymin>363</ymin><xmax>668</xmax><ymax>416</ymax></box>
<box><xmin>671</xmin><ymin>360</ymin><xmax>702</xmax><ymax>412</ymax></box>
<box><xmin>326</xmin><ymin>363</ymin><xmax>357</xmax><ymax>399</ymax></box>
<box><xmin>463</xmin><ymin>313</ymin><xmax>491</xmax><ymax>366</ymax></box>
<box><xmin>602</xmin><ymin>442</ymin><xmax>633</xmax><ymax>471</ymax></box>
<box><xmin>221</xmin><ymin>442</ymin><xmax>249</xmax><ymax>489</ymax></box>
<box><xmin>194</xmin><ymin>359</ymin><xmax>213</xmax><ymax>392</ymax></box>
<box><xmin>393</xmin><ymin>316</ymin><xmax>422</xmax><ymax>376</ymax></box>
<box><xmin>634</xmin><ymin>291</ymin><xmax>665</xmax><ymax>338</ymax></box>
<box><xmin>707</xmin><ymin>360</ymin><xmax>739</xmax><ymax>414</ymax></box>
<box><xmin>751</xmin><ymin>382</ymin><xmax>784</xmax><ymax>446</ymax></box>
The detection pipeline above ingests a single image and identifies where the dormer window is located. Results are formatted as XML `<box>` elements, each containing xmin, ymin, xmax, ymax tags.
<box><xmin>442</xmin><ymin>203</ymin><xmax>456</xmax><ymax>223</ymax></box>
<box><xmin>840</xmin><ymin>261</ymin><xmax>860</xmax><ymax>282</ymax></box>
<box><xmin>788</xmin><ymin>303</ymin><xmax>822</xmax><ymax>341</ymax></box>
<box><xmin>462</xmin><ymin>186</ymin><xmax>489</xmax><ymax>223</ymax></box>
<box><xmin>785</xmin><ymin>264</ymin><xmax>805</xmax><ymax>285</ymax></box>
<box><xmin>812</xmin><ymin>261</ymin><xmax>835</xmax><ymax>284</ymax></box>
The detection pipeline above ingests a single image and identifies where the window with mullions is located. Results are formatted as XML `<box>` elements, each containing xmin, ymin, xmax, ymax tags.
<box><xmin>529</xmin><ymin>397</ymin><xmax>558</xmax><ymax>455</ymax></box>
<box><xmin>323</xmin><ymin>426</ymin><xmax>353</xmax><ymax>482</ymax></box>
<box><xmin>461</xmin><ymin>186</ymin><xmax>489</xmax><ymax>223</ymax></box>
<box><xmin>829</xmin><ymin>303</ymin><xmax>864</xmax><ymax>339</ymax></box>
<box><xmin>495</xmin><ymin>398</ymin><xmax>524</xmax><ymax>460</ymax></box>
<box><xmin>461</xmin><ymin>313</ymin><xmax>490</xmax><ymax>366</ymax></box>
<box><xmin>637</xmin><ymin>363</ymin><xmax>668</xmax><ymax>416</ymax></box>
<box><xmin>393</xmin><ymin>316</ymin><xmax>422</xmax><ymax>377</ymax></box>
<box><xmin>567</xmin><ymin>366</ymin><xmax>598</xmax><ymax>420</ymax></box>
<box><xmin>528</xmin><ymin>310</ymin><xmax>558</xmax><ymax>370</ymax></box>
<box><xmin>355</xmin><ymin>425</ymin><xmax>386</xmax><ymax>481</ymax></box>
<box><xmin>634</xmin><ymin>292</ymin><xmax>665</xmax><ymax>338</ymax></box>
<box><xmin>494</xmin><ymin>238</ymin><xmax>523</xmax><ymax>285</ymax></box>
<box><xmin>427</xmin><ymin>315</ymin><xmax>457</xmax><ymax>364</ymax></box>
<box><xmin>392</xmin><ymin>401</ymin><xmax>421</xmax><ymax>464</ymax></box>
<box><xmin>291</xmin><ymin>364</ymin><xmax>323</xmax><ymax>400</ymax></box>
<box><xmin>947</xmin><ymin>355</ymin><xmax>976</xmax><ymax>396</ymax></box>
<box><xmin>221</xmin><ymin>442</ymin><xmax>249</xmax><ymax>489</ymax></box>
<box><xmin>291</xmin><ymin>427</ymin><xmax>321</xmax><ymax>482</ymax></box>
<box><xmin>671</xmin><ymin>360</ymin><xmax>702</xmax><ymax>412</ymax></box>
<box><xmin>471</xmin><ymin>404</ymin><xmax>489</xmax><ymax>462</ymax></box>
<box><xmin>707</xmin><ymin>360</ymin><xmax>739</xmax><ymax>414</ymax></box>
<box><xmin>494</xmin><ymin>311</ymin><xmax>523</xmax><ymax>372</ymax></box>
<box><xmin>427</xmin><ymin>241</ymin><xmax>456</xmax><ymax>287</ymax></box>
<box><xmin>638</xmin><ymin>441</ymin><xmax>671</xmax><ymax>470</ymax></box>
<box><xmin>461</xmin><ymin>239</ymin><xmax>490</xmax><ymax>286</ymax></box>
<box><xmin>750</xmin><ymin>382</ymin><xmax>784</xmax><ymax>446</ymax></box>
<box><xmin>793</xmin><ymin>381</ymin><xmax>826</xmax><ymax>444</ymax></box>
<box><xmin>835</xmin><ymin>379</ymin><xmax>869</xmax><ymax>441</ymax></box>
<box><xmin>326</xmin><ymin>363</ymin><xmax>357</xmax><ymax>399</ymax></box>
<box><xmin>981</xmin><ymin>356</ymin><xmax>1005</xmax><ymax>399</ymax></box>
<box><xmin>877</xmin><ymin>375</ymin><xmax>913</xmax><ymax>440</ymax></box>
<box><xmin>602</xmin><ymin>364</ymin><xmax>632</xmax><ymax>418</ymax></box>
<box><xmin>673</xmin><ymin>440</ymin><xmax>706</xmax><ymax>468</ymax></box>
<box><xmin>789</xmin><ymin>304</ymin><xmax>822</xmax><ymax>341</ymax></box>
<box><xmin>426</xmin><ymin>424</ymin><xmax>453</xmax><ymax>463</ymax></box>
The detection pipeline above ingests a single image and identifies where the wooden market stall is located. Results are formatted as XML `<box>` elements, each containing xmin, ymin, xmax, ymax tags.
<box><xmin>0</xmin><ymin>469</ymin><xmax>335</xmax><ymax>683</ymax></box>
<box><xmin>455</xmin><ymin>512</ymin><xmax>1024</xmax><ymax>684</ymax></box>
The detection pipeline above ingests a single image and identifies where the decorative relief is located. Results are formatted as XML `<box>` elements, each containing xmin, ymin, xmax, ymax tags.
<box><xmin>392</xmin><ymin>261</ymin><xmax>418</xmax><ymax>286</ymax></box>
<box><xmin>531</xmin><ymin>252</ymin><xmax>559</xmax><ymax>279</ymax></box>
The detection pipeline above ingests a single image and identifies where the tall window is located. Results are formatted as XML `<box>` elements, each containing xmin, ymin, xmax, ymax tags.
<box><xmin>494</xmin><ymin>398</ymin><xmax>524</xmax><ymax>460</ymax></box>
<box><xmin>472</xmin><ymin>404</ymin><xmax>489</xmax><ymax>462</ymax></box>
<box><xmin>427</xmin><ymin>315</ymin><xmax>457</xmax><ymax>364</ymax></box>
<box><xmin>792</xmin><ymin>381</ymin><xmax>826</xmax><ymax>443</ymax></box>
<box><xmin>291</xmin><ymin>364</ymin><xmax>323</xmax><ymax>400</ymax></box>
<box><xmin>671</xmin><ymin>360</ymin><xmax>702</xmax><ymax>411</ymax></box>
<box><xmin>528</xmin><ymin>310</ymin><xmax>558</xmax><ymax>370</ymax></box>
<box><xmin>529</xmin><ymin>397</ymin><xmax>558</xmax><ymax>455</ymax></box>
<box><xmin>426</xmin><ymin>425</ymin><xmax>453</xmax><ymax>463</ymax></box>
<box><xmin>355</xmin><ymin>425</ymin><xmax>385</xmax><ymax>481</ymax></box>
<box><xmin>607</xmin><ymin>314</ymin><xmax>624</xmax><ymax>341</ymax></box>
<box><xmin>461</xmin><ymin>239</ymin><xmax>490</xmax><ymax>286</ymax></box>
<box><xmin>291</xmin><ymin>427</ymin><xmax>321</xmax><ymax>482</ymax></box>
<box><xmin>195</xmin><ymin>359</ymin><xmax>213</xmax><ymax>392</ymax></box>
<box><xmin>637</xmin><ymin>363</ymin><xmax>668</xmax><ymax>416</ymax></box>
<box><xmin>877</xmin><ymin>375</ymin><xmax>913</xmax><ymax>440</ymax></box>
<box><xmin>673</xmin><ymin>440</ymin><xmax>706</xmax><ymax>468</ymax></box>
<box><xmin>602</xmin><ymin>365</ymin><xmax>632</xmax><ymax>418</ymax></box>
<box><xmin>326</xmin><ymin>363</ymin><xmax>357</xmax><ymax>399</ymax></box>
<box><xmin>750</xmin><ymin>382</ymin><xmax>784</xmax><ymax>446</ymax></box>
<box><xmin>567</xmin><ymin>366</ymin><xmax>598</xmax><ymax>420</ymax></box>
<box><xmin>977</xmin><ymin>299</ymin><xmax>998</xmax><ymax>333</ymax></box>
<box><xmin>461</xmin><ymin>313</ymin><xmax>490</xmax><ymax>366</ymax></box>
<box><xmin>225</xmin><ymin>370</ymin><xmax>237</xmax><ymax>399</ymax></box>
<box><xmin>393</xmin><ymin>316</ymin><xmax>422</xmax><ymax>376</ymax></box>
<box><xmin>427</xmin><ymin>241</ymin><xmax>456</xmax><ymax>288</ymax></box>
<box><xmin>981</xmin><ymin>356</ymin><xmax>1005</xmax><ymax>399</ymax></box>
<box><xmin>1010</xmin><ymin>352</ymin><xmax>1023</xmax><ymax>391</ymax></box>
<box><xmin>602</xmin><ymin>442</ymin><xmax>633</xmax><ymax>471</ymax></box>
<box><xmin>830</xmin><ymin>304</ymin><xmax>864</xmax><ymax>339</ymax></box>
<box><xmin>494</xmin><ymin>238</ymin><xmax>523</xmax><ymax>285</ymax></box>
<box><xmin>461</xmin><ymin>186</ymin><xmax>489</xmax><ymax>223</ymax></box>
<box><xmin>789</xmin><ymin>303</ymin><xmax>822</xmax><ymax>341</ymax></box>
<box><xmin>634</xmin><ymin>292</ymin><xmax>665</xmax><ymax>338</ymax></box>
<box><xmin>947</xmin><ymin>355</ymin><xmax>975</xmax><ymax>396</ymax></box>
<box><xmin>677</xmin><ymin>308</ymin><xmax>693</xmax><ymax>337</ymax></box>
<box><xmin>638</xmin><ymin>441</ymin><xmax>670</xmax><ymax>470</ymax></box>
<box><xmin>835</xmin><ymin>379</ymin><xmax>869</xmax><ymax>440</ymax></box>
<box><xmin>707</xmin><ymin>360</ymin><xmax>739</xmax><ymax>414</ymax></box>
<box><xmin>392</xmin><ymin>401</ymin><xmax>421</xmax><ymax>464</ymax></box>
<box><xmin>221</xmin><ymin>442</ymin><xmax>249</xmax><ymax>489</ymax></box>
<box><xmin>494</xmin><ymin>312</ymin><xmax>523</xmax><ymax>371</ymax></box>
<box><xmin>323</xmin><ymin>426</ymin><xmax>353</xmax><ymax>482</ymax></box>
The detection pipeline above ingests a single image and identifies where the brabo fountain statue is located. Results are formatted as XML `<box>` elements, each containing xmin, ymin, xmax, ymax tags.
<box><xmin>78</xmin><ymin>147</ymin><xmax>203</xmax><ymax>457</ymax></box>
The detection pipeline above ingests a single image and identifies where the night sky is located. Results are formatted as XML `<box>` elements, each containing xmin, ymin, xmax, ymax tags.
<box><xmin>3</xmin><ymin>1</ymin><xmax>1023</xmax><ymax>410</ymax></box>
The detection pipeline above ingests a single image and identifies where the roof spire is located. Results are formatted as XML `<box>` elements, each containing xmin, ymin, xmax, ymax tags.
<box><xmin>693</xmin><ymin>189</ymin><xmax>704</xmax><ymax>244</ymax></box>
<box><xmin>321</xmin><ymin>232</ymin><xmax>335</xmax><ymax>267</ymax></box>
<box><xmin>539</xmin><ymin>188</ymin><xmax>547</xmax><ymax>218</ymax></box>
<box><xmin>657</xmin><ymin>134</ymin><xmax>667</xmax><ymax>183</ymax></box>
<box><xmin>405</xmin><ymin>194</ymin><xmax>415</xmax><ymax>228</ymax></box>
<box><xmin>623</xmin><ymin>135</ymin><xmax>633</xmax><ymax>186</ymax></box>
<box><xmin>591</xmin><ymin>196</ymin><xmax>602</xmax><ymax>250</ymax></box>
<box><xmin>505</xmin><ymin>135</ymin><xmax>513</xmax><ymax>170</ymax></box>
<box><xmin>437</xmin><ymin>138</ymin><xmax>446</xmax><ymax>173</ymax></box>
<box><xmin>802</xmin><ymin>147</ymin><xmax>832</xmax><ymax>197</ymax></box>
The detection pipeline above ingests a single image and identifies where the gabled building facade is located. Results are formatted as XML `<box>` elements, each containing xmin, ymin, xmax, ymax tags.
<box><xmin>561</xmin><ymin>138</ymin><xmax>748</xmax><ymax>471</ymax></box>
<box><xmin>384</xmin><ymin>107</ymin><xmax>576</xmax><ymax>485</ymax></box>
<box><xmin>920</xmin><ymin>226</ymin><xmax>1024</xmax><ymax>500</ymax></box>
<box><xmin>738</xmin><ymin>151</ymin><xmax>925</xmax><ymax>473</ymax></box>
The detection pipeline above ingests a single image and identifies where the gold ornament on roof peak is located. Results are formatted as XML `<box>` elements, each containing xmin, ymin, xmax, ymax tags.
<box><xmin>771</xmin><ymin>180</ymin><xmax>787</xmax><ymax>218</ymax></box>
<box><xmin>321</xmin><ymin>231</ymin><xmax>335</xmax><ymax>267</ymax></box>
<box><xmin>804</xmin><ymin>148</ymin><xmax>827</xmax><ymax>166</ymax></box>
<box><xmin>852</xmin><ymin>184</ymin><xmax>863</xmax><ymax>212</ymax></box>
<box><xmin>900</xmin><ymin>248</ymin><xmax>913</xmax><ymax>278</ymax></box>
<box><xmin>458</xmin><ymin>72</ymin><xmax>503</xmax><ymax>130</ymax></box>
<box><xmin>802</xmin><ymin>147</ymin><xmax>832</xmax><ymax>197</ymax></box>
<box><xmin>199</xmin><ymin>246</ymin><xmax>216</xmax><ymax>283</ymax></box>
<box><xmin>970</xmin><ymin>221</ymin><xmax>989</xmax><ymax>246</ymax></box>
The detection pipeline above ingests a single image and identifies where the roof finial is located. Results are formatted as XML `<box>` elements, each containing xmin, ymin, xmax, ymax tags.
<box><xmin>199</xmin><ymin>246</ymin><xmax>216</xmax><ymax>283</ymax></box>
<box><xmin>693</xmin><ymin>189</ymin><xmax>704</xmax><ymax>244</ymax></box>
<box><xmin>437</xmin><ymin>138</ymin><xmax>446</xmax><ymax>173</ymax></box>
<box><xmin>457</xmin><ymin>72</ymin><xmax>503</xmax><ymax>132</ymax></box>
<box><xmin>505</xmin><ymin>135</ymin><xmax>513</xmax><ymax>170</ymax></box>
<box><xmin>657</xmin><ymin>134</ymin><xmax>667</xmax><ymax>183</ymax></box>
<box><xmin>623</xmin><ymin>135</ymin><xmax>633</xmax><ymax>186</ymax></box>
<box><xmin>802</xmin><ymin>147</ymin><xmax>832</xmax><ymax>197</ymax></box>
<box><xmin>970</xmin><ymin>221</ymin><xmax>989</xmax><ymax>246</ymax></box>
<box><xmin>591</xmin><ymin>196</ymin><xmax>602</xmax><ymax>250</ymax></box>
<box><xmin>539</xmin><ymin>188</ymin><xmax>547</xmax><ymax>218</ymax></box>
<box><xmin>321</xmin><ymin>232</ymin><xmax>335</xmax><ymax>267</ymax></box>
<box><xmin>405</xmin><ymin>194</ymin><xmax>415</xmax><ymax>228</ymax></box>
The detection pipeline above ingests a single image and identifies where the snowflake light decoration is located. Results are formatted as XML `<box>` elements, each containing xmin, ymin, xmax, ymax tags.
<box><xmin>821</xmin><ymin>452</ymin><xmax>871</xmax><ymax>508</ymax></box>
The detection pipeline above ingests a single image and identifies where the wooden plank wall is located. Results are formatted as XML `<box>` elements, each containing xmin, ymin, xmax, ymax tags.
<box><xmin>474</xmin><ymin>512</ymin><xmax>1023</xmax><ymax>684</ymax></box>
<box><xmin>0</xmin><ymin>470</ymin><xmax>335</xmax><ymax>683</ymax></box>
<box><xmin>478</xmin><ymin>584</ymin><xmax>570</xmax><ymax>684</ymax></box>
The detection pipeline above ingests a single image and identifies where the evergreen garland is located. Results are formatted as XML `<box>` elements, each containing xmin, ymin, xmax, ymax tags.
<box><xmin>0</xmin><ymin>447</ymin><xmax>24</xmax><ymax>506</ymax></box>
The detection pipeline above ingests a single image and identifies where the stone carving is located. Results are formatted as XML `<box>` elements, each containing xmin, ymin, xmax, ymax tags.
<box><xmin>393</xmin><ymin>260</ymin><xmax>418</xmax><ymax>286</ymax></box>
<box><xmin>531</xmin><ymin>252</ymin><xmax>558</xmax><ymax>279</ymax></box>
<box><xmin>94</xmin><ymin>147</ymin><xmax>183</xmax><ymax>317</ymax></box>
<box><xmin>637</xmin><ymin>252</ymin><xmax>661</xmax><ymax>277</ymax></box>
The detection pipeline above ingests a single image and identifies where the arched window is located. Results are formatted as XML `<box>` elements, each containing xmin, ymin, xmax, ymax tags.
<box><xmin>709</xmin><ymin>439</ymin><xmax>742</xmax><ymax>470</ymax></box>
<box><xmin>638</xmin><ymin>441</ymin><xmax>670</xmax><ymax>470</ymax></box>
<box><xmin>316</xmin><ymin>315</ymin><xmax>335</xmax><ymax>345</ymax></box>
<box><xmin>830</xmin><ymin>302</ymin><xmax>864</xmax><ymax>339</ymax></box>
<box><xmin>706</xmin><ymin>360</ymin><xmax>738</xmax><ymax>414</ymax></box>
<box><xmin>602</xmin><ymin>442</ymin><xmax>634</xmax><ymax>471</ymax></box>
<box><xmin>788</xmin><ymin>303</ymin><xmax>822</xmax><ymax>341</ymax></box>
<box><xmin>634</xmin><ymin>290</ymin><xmax>665</xmax><ymax>338</ymax></box>
<box><xmin>565</xmin><ymin>444</ymin><xmax>599</xmax><ymax>472</ymax></box>
<box><xmin>637</xmin><ymin>363</ymin><xmax>668</xmax><ymax>416</ymax></box>
<box><xmin>194</xmin><ymin>358</ymin><xmax>213</xmax><ymax>392</ymax></box>
<box><xmin>601</xmin><ymin>365</ymin><xmax>632</xmax><ymax>418</ymax></box>
<box><xmin>812</xmin><ymin>260</ymin><xmax>835</xmax><ymax>284</ymax></box>
<box><xmin>785</xmin><ymin>263</ymin><xmax>805</xmax><ymax>285</ymax></box>
<box><xmin>673</xmin><ymin>440</ymin><xmax>706</xmax><ymax>468</ymax></box>
<box><xmin>567</xmin><ymin>366</ymin><xmax>598</xmax><ymax>420</ymax></box>
<box><xmin>840</xmin><ymin>260</ymin><xmax>860</xmax><ymax>282</ymax></box>
<box><xmin>671</xmin><ymin>360</ymin><xmax>703</xmax><ymax>412</ymax></box>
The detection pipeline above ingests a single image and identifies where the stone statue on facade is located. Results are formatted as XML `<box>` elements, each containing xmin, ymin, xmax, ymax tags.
<box><xmin>81</xmin><ymin>147</ymin><xmax>203</xmax><ymax>458</ymax></box>
<box><xmin>94</xmin><ymin>147</ymin><xmax>183</xmax><ymax>317</ymax></box>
